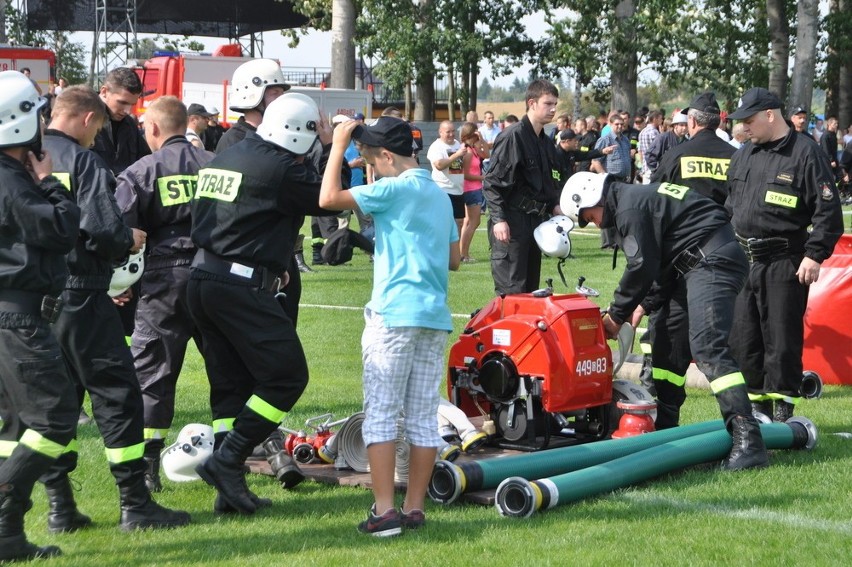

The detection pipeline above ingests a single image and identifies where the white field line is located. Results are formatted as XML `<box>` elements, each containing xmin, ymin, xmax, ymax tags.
<box><xmin>300</xmin><ymin>303</ymin><xmax>474</xmax><ymax>320</ymax></box>
<box><xmin>622</xmin><ymin>491</ymin><xmax>852</xmax><ymax>535</ymax></box>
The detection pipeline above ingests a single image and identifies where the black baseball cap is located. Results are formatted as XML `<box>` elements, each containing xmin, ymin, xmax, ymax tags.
<box><xmin>681</xmin><ymin>92</ymin><xmax>720</xmax><ymax>115</ymax></box>
<box><xmin>187</xmin><ymin>103</ymin><xmax>215</xmax><ymax>118</ymax></box>
<box><xmin>789</xmin><ymin>105</ymin><xmax>807</xmax><ymax>116</ymax></box>
<box><xmin>728</xmin><ymin>88</ymin><xmax>783</xmax><ymax>120</ymax></box>
<box><xmin>559</xmin><ymin>128</ymin><xmax>577</xmax><ymax>141</ymax></box>
<box><xmin>352</xmin><ymin>116</ymin><xmax>413</xmax><ymax>157</ymax></box>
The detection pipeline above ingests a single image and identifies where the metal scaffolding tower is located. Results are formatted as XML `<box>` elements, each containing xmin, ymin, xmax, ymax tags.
<box><xmin>92</xmin><ymin>0</ymin><xmax>137</xmax><ymax>85</ymax></box>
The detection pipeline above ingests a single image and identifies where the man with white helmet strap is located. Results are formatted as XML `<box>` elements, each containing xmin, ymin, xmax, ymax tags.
<box><xmin>0</xmin><ymin>70</ymin><xmax>80</xmax><ymax>562</ymax></box>
<box><xmin>188</xmin><ymin>93</ymin><xmax>346</xmax><ymax>515</ymax></box>
<box><xmin>40</xmin><ymin>86</ymin><xmax>190</xmax><ymax>532</ymax></box>
<box><xmin>215</xmin><ymin>58</ymin><xmax>290</xmax><ymax>154</ymax></box>
<box><xmin>562</xmin><ymin>171</ymin><xmax>768</xmax><ymax>472</ymax></box>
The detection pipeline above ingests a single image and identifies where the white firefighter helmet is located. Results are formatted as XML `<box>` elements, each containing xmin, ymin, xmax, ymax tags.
<box><xmin>534</xmin><ymin>215</ymin><xmax>575</xmax><ymax>259</ymax></box>
<box><xmin>560</xmin><ymin>172</ymin><xmax>609</xmax><ymax>227</ymax></box>
<box><xmin>257</xmin><ymin>93</ymin><xmax>320</xmax><ymax>155</ymax></box>
<box><xmin>228</xmin><ymin>58</ymin><xmax>290</xmax><ymax>111</ymax></box>
<box><xmin>0</xmin><ymin>70</ymin><xmax>48</xmax><ymax>148</ymax></box>
<box><xmin>108</xmin><ymin>244</ymin><xmax>145</xmax><ymax>298</ymax></box>
<box><xmin>161</xmin><ymin>423</ymin><xmax>215</xmax><ymax>482</ymax></box>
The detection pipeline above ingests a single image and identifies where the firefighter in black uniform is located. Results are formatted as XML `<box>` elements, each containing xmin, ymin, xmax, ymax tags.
<box><xmin>114</xmin><ymin>96</ymin><xmax>214</xmax><ymax>494</ymax></box>
<box><xmin>563</xmin><ymin>171</ymin><xmax>768</xmax><ymax>471</ymax></box>
<box><xmin>91</xmin><ymin>67</ymin><xmax>152</xmax><ymax>339</ymax></box>
<box><xmin>726</xmin><ymin>88</ymin><xmax>843</xmax><ymax>422</ymax></box>
<box><xmin>215</xmin><ymin>59</ymin><xmax>311</xmax><ymax>326</ymax></box>
<box><xmin>556</xmin><ymin>128</ymin><xmax>615</xmax><ymax>176</ymax></box>
<box><xmin>0</xmin><ymin>70</ymin><xmax>80</xmax><ymax>562</ymax></box>
<box><xmin>188</xmin><ymin>93</ymin><xmax>344</xmax><ymax>514</ymax></box>
<box><xmin>643</xmin><ymin>92</ymin><xmax>736</xmax><ymax>428</ymax></box>
<box><xmin>41</xmin><ymin>86</ymin><xmax>190</xmax><ymax>531</ymax></box>
<box><xmin>483</xmin><ymin>79</ymin><xmax>571</xmax><ymax>295</ymax></box>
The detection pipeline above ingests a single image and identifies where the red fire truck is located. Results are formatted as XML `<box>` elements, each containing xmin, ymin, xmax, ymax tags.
<box><xmin>133</xmin><ymin>46</ymin><xmax>372</xmax><ymax>126</ymax></box>
<box><xmin>0</xmin><ymin>46</ymin><xmax>55</xmax><ymax>93</ymax></box>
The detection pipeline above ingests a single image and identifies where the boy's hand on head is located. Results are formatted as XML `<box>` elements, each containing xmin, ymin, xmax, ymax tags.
<box><xmin>333</xmin><ymin>120</ymin><xmax>359</xmax><ymax>146</ymax></box>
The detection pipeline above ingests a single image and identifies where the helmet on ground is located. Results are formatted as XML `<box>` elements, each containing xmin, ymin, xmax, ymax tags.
<box><xmin>108</xmin><ymin>244</ymin><xmax>145</xmax><ymax>298</ymax></box>
<box><xmin>228</xmin><ymin>58</ymin><xmax>290</xmax><ymax>111</ymax></box>
<box><xmin>560</xmin><ymin>172</ymin><xmax>609</xmax><ymax>227</ymax></box>
<box><xmin>534</xmin><ymin>215</ymin><xmax>575</xmax><ymax>259</ymax></box>
<box><xmin>257</xmin><ymin>93</ymin><xmax>320</xmax><ymax>155</ymax></box>
<box><xmin>0</xmin><ymin>70</ymin><xmax>47</xmax><ymax>148</ymax></box>
<box><xmin>161</xmin><ymin>423</ymin><xmax>215</xmax><ymax>482</ymax></box>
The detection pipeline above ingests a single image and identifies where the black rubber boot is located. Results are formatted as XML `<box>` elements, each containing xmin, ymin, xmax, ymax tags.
<box><xmin>45</xmin><ymin>477</ymin><xmax>92</xmax><ymax>534</ymax></box>
<box><xmin>213</xmin><ymin>491</ymin><xmax>273</xmax><ymax>515</ymax></box>
<box><xmin>118</xmin><ymin>478</ymin><xmax>191</xmax><ymax>531</ymax></box>
<box><xmin>263</xmin><ymin>430</ymin><xmax>305</xmax><ymax>489</ymax></box>
<box><xmin>716</xmin><ymin>387</ymin><xmax>769</xmax><ymax>471</ymax></box>
<box><xmin>195</xmin><ymin>430</ymin><xmax>258</xmax><ymax>515</ymax></box>
<box><xmin>773</xmin><ymin>400</ymin><xmax>794</xmax><ymax>423</ymax></box>
<box><xmin>653</xmin><ymin>380</ymin><xmax>686</xmax><ymax>430</ymax></box>
<box><xmin>751</xmin><ymin>400</ymin><xmax>773</xmax><ymax>420</ymax></box>
<box><xmin>295</xmin><ymin>252</ymin><xmax>314</xmax><ymax>273</ymax></box>
<box><xmin>144</xmin><ymin>455</ymin><xmax>162</xmax><ymax>494</ymax></box>
<box><xmin>1</xmin><ymin>484</ymin><xmax>62</xmax><ymax>562</ymax></box>
<box><xmin>312</xmin><ymin>245</ymin><xmax>326</xmax><ymax>265</ymax></box>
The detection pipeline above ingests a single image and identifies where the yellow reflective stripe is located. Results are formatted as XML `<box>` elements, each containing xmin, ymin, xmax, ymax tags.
<box><xmin>765</xmin><ymin>191</ymin><xmax>798</xmax><ymax>208</ymax></box>
<box><xmin>748</xmin><ymin>393</ymin><xmax>772</xmax><ymax>402</ymax></box>
<box><xmin>64</xmin><ymin>438</ymin><xmax>78</xmax><ymax>454</ymax></box>
<box><xmin>21</xmin><ymin>429</ymin><xmax>65</xmax><ymax>459</ymax></box>
<box><xmin>652</xmin><ymin>367</ymin><xmax>686</xmax><ymax>387</ymax></box>
<box><xmin>104</xmin><ymin>442</ymin><xmax>145</xmax><ymax>464</ymax></box>
<box><xmin>679</xmin><ymin>156</ymin><xmax>730</xmax><ymax>181</ymax></box>
<box><xmin>657</xmin><ymin>182</ymin><xmax>690</xmax><ymax>200</ymax></box>
<box><xmin>710</xmin><ymin>372</ymin><xmax>746</xmax><ymax>394</ymax></box>
<box><xmin>212</xmin><ymin>418</ymin><xmax>235</xmax><ymax>434</ymax></box>
<box><xmin>157</xmin><ymin>174</ymin><xmax>197</xmax><ymax>206</ymax></box>
<box><xmin>639</xmin><ymin>342</ymin><xmax>653</xmax><ymax>354</ymax></box>
<box><xmin>0</xmin><ymin>440</ymin><xmax>17</xmax><ymax>458</ymax></box>
<box><xmin>246</xmin><ymin>395</ymin><xmax>286</xmax><ymax>424</ymax></box>
<box><xmin>551</xmin><ymin>169</ymin><xmax>560</xmax><ymax>181</ymax></box>
<box><xmin>126</xmin><ymin>335</ymin><xmax>132</xmax><ymax>346</ymax></box>
<box><xmin>144</xmin><ymin>428</ymin><xmax>169</xmax><ymax>441</ymax></box>
<box><xmin>195</xmin><ymin>168</ymin><xmax>242</xmax><ymax>203</ymax></box>
<box><xmin>52</xmin><ymin>172</ymin><xmax>72</xmax><ymax>191</ymax></box>
<box><xmin>765</xmin><ymin>393</ymin><xmax>801</xmax><ymax>405</ymax></box>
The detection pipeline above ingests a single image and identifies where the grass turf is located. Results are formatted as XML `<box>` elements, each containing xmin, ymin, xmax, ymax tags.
<box><xmin>22</xmin><ymin>216</ymin><xmax>852</xmax><ymax>566</ymax></box>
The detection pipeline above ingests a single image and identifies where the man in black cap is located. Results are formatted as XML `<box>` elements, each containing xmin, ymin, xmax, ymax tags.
<box><xmin>726</xmin><ymin>87</ymin><xmax>843</xmax><ymax>422</ymax></box>
<box><xmin>639</xmin><ymin>92</ymin><xmax>737</xmax><ymax>429</ymax></box>
<box><xmin>186</xmin><ymin>103</ymin><xmax>215</xmax><ymax>149</ymax></box>
<box><xmin>556</xmin><ymin>128</ymin><xmax>615</xmax><ymax>177</ymax></box>
<box><xmin>789</xmin><ymin>105</ymin><xmax>808</xmax><ymax>135</ymax></box>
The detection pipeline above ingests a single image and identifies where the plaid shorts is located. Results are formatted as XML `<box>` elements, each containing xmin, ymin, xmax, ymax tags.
<box><xmin>360</xmin><ymin>308</ymin><xmax>447</xmax><ymax>447</ymax></box>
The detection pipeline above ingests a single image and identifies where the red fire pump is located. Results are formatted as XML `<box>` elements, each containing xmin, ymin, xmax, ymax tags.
<box><xmin>447</xmin><ymin>283</ymin><xmax>652</xmax><ymax>450</ymax></box>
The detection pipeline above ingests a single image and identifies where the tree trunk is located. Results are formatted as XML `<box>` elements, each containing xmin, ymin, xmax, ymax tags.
<box><xmin>469</xmin><ymin>64</ymin><xmax>478</xmax><ymax>112</ymax></box>
<box><xmin>415</xmin><ymin>70</ymin><xmax>435</xmax><ymax>122</ymax></box>
<box><xmin>839</xmin><ymin>0</ymin><xmax>852</xmax><ymax>131</ymax></box>
<box><xmin>330</xmin><ymin>0</ymin><xmax>355</xmax><ymax>89</ymax></box>
<box><xmin>405</xmin><ymin>79</ymin><xmax>413</xmax><ymax>121</ymax></box>
<box><xmin>787</xmin><ymin>0</ymin><xmax>818</xmax><ymax>114</ymax></box>
<box><xmin>447</xmin><ymin>64</ymin><xmax>456</xmax><ymax>122</ymax></box>
<box><xmin>766</xmin><ymin>0</ymin><xmax>788</xmax><ymax>99</ymax></box>
<box><xmin>824</xmin><ymin>0</ymin><xmax>840</xmax><ymax>118</ymax></box>
<box><xmin>0</xmin><ymin>1</ymin><xmax>7</xmax><ymax>44</ymax></box>
<box><xmin>573</xmin><ymin>73</ymin><xmax>583</xmax><ymax>121</ymax></box>
<box><xmin>611</xmin><ymin>0</ymin><xmax>637</xmax><ymax>114</ymax></box>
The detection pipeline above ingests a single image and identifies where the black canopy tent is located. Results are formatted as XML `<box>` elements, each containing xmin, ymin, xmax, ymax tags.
<box><xmin>25</xmin><ymin>0</ymin><xmax>309</xmax><ymax>38</ymax></box>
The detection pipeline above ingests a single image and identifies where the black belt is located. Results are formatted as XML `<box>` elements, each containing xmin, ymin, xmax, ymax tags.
<box><xmin>673</xmin><ymin>224</ymin><xmax>735</xmax><ymax>276</ymax></box>
<box><xmin>190</xmin><ymin>249</ymin><xmax>279</xmax><ymax>290</ymax></box>
<box><xmin>508</xmin><ymin>194</ymin><xmax>550</xmax><ymax>217</ymax></box>
<box><xmin>0</xmin><ymin>289</ymin><xmax>63</xmax><ymax>323</ymax></box>
<box><xmin>735</xmin><ymin>233</ymin><xmax>790</xmax><ymax>263</ymax></box>
<box><xmin>146</xmin><ymin>252</ymin><xmax>195</xmax><ymax>270</ymax></box>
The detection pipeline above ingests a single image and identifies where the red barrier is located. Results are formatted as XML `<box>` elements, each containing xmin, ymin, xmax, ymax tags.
<box><xmin>803</xmin><ymin>234</ymin><xmax>852</xmax><ymax>386</ymax></box>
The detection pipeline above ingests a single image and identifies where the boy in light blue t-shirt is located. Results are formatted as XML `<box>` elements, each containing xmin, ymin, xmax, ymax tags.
<box><xmin>320</xmin><ymin>116</ymin><xmax>460</xmax><ymax>537</ymax></box>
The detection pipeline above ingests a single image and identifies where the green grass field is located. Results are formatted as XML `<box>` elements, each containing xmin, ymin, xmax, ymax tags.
<box><xmin>23</xmin><ymin>214</ymin><xmax>852</xmax><ymax>566</ymax></box>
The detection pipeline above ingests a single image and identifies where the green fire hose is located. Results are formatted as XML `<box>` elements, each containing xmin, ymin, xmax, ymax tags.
<box><xmin>429</xmin><ymin>419</ymin><xmax>725</xmax><ymax>504</ymax></box>
<box><xmin>495</xmin><ymin>417</ymin><xmax>817</xmax><ymax>518</ymax></box>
